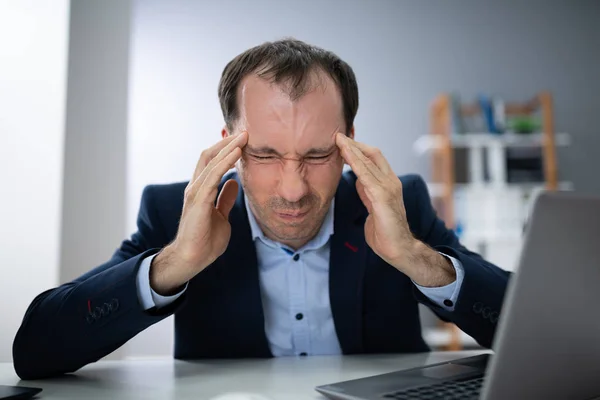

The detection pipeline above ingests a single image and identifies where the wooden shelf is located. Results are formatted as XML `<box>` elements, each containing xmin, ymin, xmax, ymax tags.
<box><xmin>414</xmin><ymin>132</ymin><xmax>571</xmax><ymax>154</ymax></box>
<box><xmin>425</xmin><ymin>181</ymin><xmax>574</xmax><ymax>198</ymax></box>
<box><xmin>419</xmin><ymin>91</ymin><xmax>566</xmax><ymax>351</ymax></box>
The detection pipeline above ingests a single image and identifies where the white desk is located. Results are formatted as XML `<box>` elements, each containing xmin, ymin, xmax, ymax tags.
<box><xmin>0</xmin><ymin>351</ymin><xmax>488</xmax><ymax>400</ymax></box>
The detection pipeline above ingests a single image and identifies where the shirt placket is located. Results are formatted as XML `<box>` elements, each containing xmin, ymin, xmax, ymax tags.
<box><xmin>288</xmin><ymin>250</ymin><xmax>310</xmax><ymax>355</ymax></box>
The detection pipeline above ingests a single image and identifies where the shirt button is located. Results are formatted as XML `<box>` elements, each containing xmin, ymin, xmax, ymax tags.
<box><xmin>443</xmin><ymin>299</ymin><xmax>454</xmax><ymax>307</ymax></box>
<box><xmin>299</xmin><ymin>352</ymin><xmax>307</xmax><ymax>356</ymax></box>
<box><xmin>295</xmin><ymin>313</ymin><xmax>304</xmax><ymax>321</ymax></box>
<box><xmin>293</xmin><ymin>254</ymin><xmax>300</xmax><ymax>261</ymax></box>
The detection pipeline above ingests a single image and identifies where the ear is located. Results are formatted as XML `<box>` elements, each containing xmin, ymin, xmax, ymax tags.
<box><xmin>221</xmin><ymin>126</ymin><xmax>229</xmax><ymax>139</ymax></box>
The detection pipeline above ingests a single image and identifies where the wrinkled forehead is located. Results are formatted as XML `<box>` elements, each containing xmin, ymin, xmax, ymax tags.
<box><xmin>237</xmin><ymin>73</ymin><xmax>344</xmax><ymax>156</ymax></box>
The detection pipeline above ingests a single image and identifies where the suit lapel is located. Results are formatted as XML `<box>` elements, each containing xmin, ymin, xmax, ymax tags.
<box><xmin>218</xmin><ymin>171</ymin><xmax>368</xmax><ymax>356</ymax></box>
<box><xmin>218</xmin><ymin>173</ymin><xmax>272</xmax><ymax>357</ymax></box>
<box><xmin>329</xmin><ymin>172</ymin><xmax>368</xmax><ymax>354</ymax></box>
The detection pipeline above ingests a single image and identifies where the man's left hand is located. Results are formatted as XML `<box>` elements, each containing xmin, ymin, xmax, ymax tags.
<box><xmin>335</xmin><ymin>133</ymin><xmax>456</xmax><ymax>288</ymax></box>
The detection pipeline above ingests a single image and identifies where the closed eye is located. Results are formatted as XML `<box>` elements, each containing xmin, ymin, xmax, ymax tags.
<box><xmin>246</xmin><ymin>152</ymin><xmax>334</xmax><ymax>163</ymax></box>
<box><xmin>251</xmin><ymin>155</ymin><xmax>277</xmax><ymax>161</ymax></box>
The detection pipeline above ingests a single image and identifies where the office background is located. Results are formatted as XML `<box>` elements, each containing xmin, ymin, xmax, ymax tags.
<box><xmin>1</xmin><ymin>0</ymin><xmax>599</xmax><ymax>362</ymax></box>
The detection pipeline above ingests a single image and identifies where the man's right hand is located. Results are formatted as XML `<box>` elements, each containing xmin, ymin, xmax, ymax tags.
<box><xmin>149</xmin><ymin>132</ymin><xmax>248</xmax><ymax>295</ymax></box>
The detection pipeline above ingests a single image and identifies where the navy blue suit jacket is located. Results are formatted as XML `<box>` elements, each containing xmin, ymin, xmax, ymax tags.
<box><xmin>13</xmin><ymin>172</ymin><xmax>510</xmax><ymax>379</ymax></box>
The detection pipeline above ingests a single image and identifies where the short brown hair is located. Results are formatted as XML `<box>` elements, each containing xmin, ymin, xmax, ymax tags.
<box><xmin>218</xmin><ymin>38</ymin><xmax>359</xmax><ymax>134</ymax></box>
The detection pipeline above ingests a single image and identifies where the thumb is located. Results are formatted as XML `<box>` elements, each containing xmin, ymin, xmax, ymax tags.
<box><xmin>216</xmin><ymin>179</ymin><xmax>239</xmax><ymax>219</ymax></box>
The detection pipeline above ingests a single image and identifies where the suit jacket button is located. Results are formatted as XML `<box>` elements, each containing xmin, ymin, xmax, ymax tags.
<box><xmin>490</xmin><ymin>311</ymin><xmax>499</xmax><ymax>323</ymax></box>
<box><xmin>110</xmin><ymin>298</ymin><xmax>119</xmax><ymax>311</ymax></box>
<box><xmin>482</xmin><ymin>307</ymin><xmax>491</xmax><ymax>319</ymax></box>
<box><xmin>473</xmin><ymin>302</ymin><xmax>483</xmax><ymax>314</ymax></box>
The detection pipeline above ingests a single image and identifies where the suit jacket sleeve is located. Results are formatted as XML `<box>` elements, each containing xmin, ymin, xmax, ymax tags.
<box><xmin>410</xmin><ymin>176</ymin><xmax>511</xmax><ymax>349</ymax></box>
<box><xmin>12</xmin><ymin>185</ymin><xmax>184</xmax><ymax>379</ymax></box>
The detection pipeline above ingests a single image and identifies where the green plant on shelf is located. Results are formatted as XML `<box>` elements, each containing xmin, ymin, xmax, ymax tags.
<box><xmin>506</xmin><ymin>116</ymin><xmax>541</xmax><ymax>134</ymax></box>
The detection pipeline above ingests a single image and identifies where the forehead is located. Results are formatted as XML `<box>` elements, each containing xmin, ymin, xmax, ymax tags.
<box><xmin>237</xmin><ymin>72</ymin><xmax>344</xmax><ymax>153</ymax></box>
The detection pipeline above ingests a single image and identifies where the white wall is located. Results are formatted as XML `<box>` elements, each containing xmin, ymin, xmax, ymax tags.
<box><xmin>59</xmin><ymin>0</ymin><xmax>132</xmax><ymax>360</ymax></box>
<box><xmin>59</xmin><ymin>1</ymin><xmax>131</xmax><ymax>283</ymax></box>
<box><xmin>126</xmin><ymin>0</ymin><xmax>600</xmax><ymax>356</ymax></box>
<box><xmin>0</xmin><ymin>0</ymin><xmax>70</xmax><ymax>361</ymax></box>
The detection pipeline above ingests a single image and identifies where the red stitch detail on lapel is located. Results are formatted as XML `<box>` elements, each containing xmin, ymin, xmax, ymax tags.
<box><xmin>344</xmin><ymin>242</ymin><xmax>358</xmax><ymax>252</ymax></box>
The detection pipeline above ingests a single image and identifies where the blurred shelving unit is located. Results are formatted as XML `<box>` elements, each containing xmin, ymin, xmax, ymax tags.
<box><xmin>415</xmin><ymin>92</ymin><xmax>571</xmax><ymax>351</ymax></box>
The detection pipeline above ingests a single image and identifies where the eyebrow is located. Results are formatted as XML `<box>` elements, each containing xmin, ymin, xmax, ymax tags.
<box><xmin>303</xmin><ymin>145</ymin><xmax>337</xmax><ymax>156</ymax></box>
<box><xmin>244</xmin><ymin>145</ymin><xmax>283</xmax><ymax>157</ymax></box>
<box><xmin>245</xmin><ymin>144</ymin><xmax>336</xmax><ymax>157</ymax></box>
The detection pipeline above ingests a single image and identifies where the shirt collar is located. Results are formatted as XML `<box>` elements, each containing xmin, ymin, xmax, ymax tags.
<box><xmin>244</xmin><ymin>193</ymin><xmax>335</xmax><ymax>252</ymax></box>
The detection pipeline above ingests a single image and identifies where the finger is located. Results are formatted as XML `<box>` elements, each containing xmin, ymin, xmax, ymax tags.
<box><xmin>336</xmin><ymin>133</ymin><xmax>392</xmax><ymax>175</ymax></box>
<box><xmin>191</xmin><ymin>132</ymin><xmax>247</xmax><ymax>183</ymax></box>
<box><xmin>216</xmin><ymin>179</ymin><xmax>239</xmax><ymax>218</ymax></box>
<box><xmin>356</xmin><ymin>180</ymin><xmax>373</xmax><ymax>213</ymax></box>
<box><xmin>192</xmin><ymin>132</ymin><xmax>247</xmax><ymax>191</ymax></box>
<box><xmin>191</xmin><ymin>135</ymin><xmax>236</xmax><ymax>183</ymax></box>
<box><xmin>196</xmin><ymin>146</ymin><xmax>243</xmax><ymax>205</ymax></box>
<box><xmin>337</xmin><ymin>134</ymin><xmax>382</xmax><ymax>186</ymax></box>
<box><xmin>351</xmin><ymin>145</ymin><xmax>382</xmax><ymax>180</ymax></box>
<box><xmin>345</xmin><ymin>138</ymin><xmax>393</xmax><ymax>176</ymax></box>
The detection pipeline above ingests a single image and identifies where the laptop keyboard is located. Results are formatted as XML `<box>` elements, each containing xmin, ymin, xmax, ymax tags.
<box><xmin>382</xmin><ymin>376</ymin><xmax>485</xmax><ymax>399</ymax></box>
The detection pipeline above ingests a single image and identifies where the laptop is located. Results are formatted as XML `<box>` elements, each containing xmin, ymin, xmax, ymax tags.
<box><xmin>316</xmin><ymin>192</ymin><xmax>600</xmax><ymax>400</ymax></box>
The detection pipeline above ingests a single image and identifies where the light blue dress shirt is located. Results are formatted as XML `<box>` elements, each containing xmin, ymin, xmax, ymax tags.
<box><xmin>136</xmin><ymin>196</ymin><xmax>465</xmax><ymax>356</ymax></box>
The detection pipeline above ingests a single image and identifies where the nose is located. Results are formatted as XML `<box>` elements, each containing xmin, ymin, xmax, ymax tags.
<box><xmin>278</xmin><ymin>163</ymin><xmax>309</xmax><ymax>203</ymax></box>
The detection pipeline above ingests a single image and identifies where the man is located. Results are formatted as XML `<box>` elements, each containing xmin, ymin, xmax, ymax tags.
<box><xmin>13</xmin><ymin>39</ymin><xmax>509</xmax><ymax>380</ymax></box>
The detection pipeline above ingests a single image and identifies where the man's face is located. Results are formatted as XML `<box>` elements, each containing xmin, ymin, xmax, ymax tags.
<box><xmin>225</xmin><ymin>72</ymin><xmax>351</xmax><ymax>248</ymax></box>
